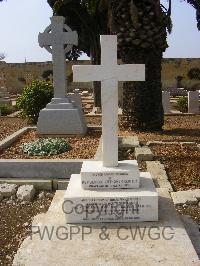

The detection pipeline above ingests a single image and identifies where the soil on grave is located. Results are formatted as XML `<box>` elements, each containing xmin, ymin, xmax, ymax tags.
<box><xmin>0</xmin><ymin>117</ymin><xmax>28</xmax><ymax>141</ymax></box>
<box><xmin>120</xmin><ymin>144</ymin><xmax>200</xmax><ymax>226</ymax></box>
<box><xmin>0</xmin><ymin>195</ymin><xmax>53</xmax><ymax>266</ymax></box>
<box><xmin>0</xmin><ymin>129</ymin><xmax>101</xmax><ymax>159</ymax></box>
<box><xmin>150</xmin><ymin>143</ymin><xmax>200</xmax><ymax>191</ymax></box>
<box><xmin>119</xmin><ymin>141</ymin><xmax>200</xmax><ymax>191</ymax></box>
<box><xmin>176</xmin><ymin>205</ymin><xmax>200</xmax><ymax>226</ymax></box>
<box><xmin>88</xmin><ymin>115</ymin><xmax>200</xmax><ymax>143</ymax></box>
<box><xmin>150</xmin><ymin>143</ymin><xmax>200</xmax><ymax>226</ymax></box>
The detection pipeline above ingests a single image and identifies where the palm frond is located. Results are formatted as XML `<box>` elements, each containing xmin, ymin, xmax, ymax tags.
<box><xmin>184</xmin><ymin>0</ymin><xmax>200</xmax><ymax>30</ymax></box>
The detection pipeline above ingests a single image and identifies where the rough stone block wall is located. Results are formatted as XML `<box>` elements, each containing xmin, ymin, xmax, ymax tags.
<box><xmin>0</xmin><ymin>58</ymin><xmax>200</xmax><ymax>95</ymax></box>
<box><xmin>162</xmin><ymin>58</ymin><xmax>200</xmax><ymax>90</ymax></box>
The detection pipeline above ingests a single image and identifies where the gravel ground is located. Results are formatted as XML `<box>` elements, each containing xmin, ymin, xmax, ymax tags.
<box><xmin>151</xmin><ymin>143</ymin><xmax>200</xmax><ymax>191</ymax></box>
<box><xmin>0</xmin><ymin>129</ymin><xmax>101</xmax><ymax>159</ymax></box>
<box><xmin>0</xmin><ymin>194</ymin><xmax>54</xmax><ymax>266</ymax></box>
<box><xmin>0</xmin><ymin>118</ymin><xmax>28</xmax><ymax>141</ymax></box>
<box><xmin>87</xmin><ymin>115</ymin><xmax>200</xmax><ymax>142</ymax></box>
<box><xmin>151</xmin><ymin>143</ymin><xmax>200</xmax><ymax>227</ymax></box>
<box><xmin>176</xmin><ymin>205</ymin><xmax>200</xmax><ymax>225</ymax></box>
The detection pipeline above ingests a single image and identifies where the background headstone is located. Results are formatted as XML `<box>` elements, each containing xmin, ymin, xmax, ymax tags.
<box><xmin>188</xmin><ymin>91</ymin><xmax>199</xmax><ymax>113</ymax></box>
<box><xmin>162</xmin><ymin>91</ymin><xmax>171</xmax><ymax>113</ymax></box>
<box><xmin>37</xmin><ymin>16</ymin><xmax>87</xmax><ymax>135</ymax></box>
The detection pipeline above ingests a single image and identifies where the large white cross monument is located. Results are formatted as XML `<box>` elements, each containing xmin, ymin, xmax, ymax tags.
<box><xmin>64</xmin><ymin>35</ymin><xmax>158</xmax><ymax>223</ymax></box>
<box><xmin>73</xmin><ymin>35</ymin><xmax>145</xmax><ymax>167</ymax></box>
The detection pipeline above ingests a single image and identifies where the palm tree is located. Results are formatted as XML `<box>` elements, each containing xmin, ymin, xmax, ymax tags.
<box><xmin>110</xmin><ymin>0</ymin><xmax>200</xmax><ymax>130</ymax></box>
<box><xmin>109</xmin><ymin>1</ymin><xmax>169</xmax><ymax>130</ymax></box>
<box><xmin>47</xmin><ymin>0</ymin><xmax>109</xmax><ymax>107</ymax></box>
<box><xmin>48</xmin><ymin>0</ymin><xmax>200</xmax><ymax>130</ymax></box>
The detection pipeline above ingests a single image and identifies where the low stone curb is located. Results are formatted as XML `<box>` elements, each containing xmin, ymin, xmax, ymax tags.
<box><xmin>0</xmin><ymin>127</ymin><xmax>30</xmax><ymax>151</ymax></box>
<box><xmin>0</xmin><ymin>126</ymin><xmax>99</xmax><ymax>180</ymax></box>
<box><xmin>118</xmin><ymin>136</ymin><xmax>140</xmax><ymax>149</ymax></box>
<box><xmin>171</xmin><ymin>189</ymin><xmax>200</xmax><ymax>206</ymax></box>
<box><xmin>0</xmin><ymin>179</ymin><xmax>52</xmax><ymax>191</ymax></box>
<box><xmin>0</xmin><ymin>159</ymin><xmax>86</xmax><ymax>179</ymax></box>
<box><xmin>146</xmin><ymin>141</ymin><xmax>197</xmax><ymax>146</ymax></box>
<box><xmin>135</xmin><ymin>146</ymin><xmax>154</xmax><ymax>161</ymax></box>
<box><xmin>0</xmin><ymin>183</ymin><xmax>36</xmax><ymax>202</ymax></box>
<box><xmin>146</xmin><ymin>161</ymin><xmax>173</xmax><ymax>192</ymax></box>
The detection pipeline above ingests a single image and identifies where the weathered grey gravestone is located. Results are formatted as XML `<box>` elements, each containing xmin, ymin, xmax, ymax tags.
<box><xmin>64</xmin><ymin>35</ymin><xmax>158</xmax><ymax>223</ymax></box>
<box><xmin>162</xmin><ymin>91</ymin><xmax>171</xmax><ymax>114</ymax></box>
<box><xmin>188</xmin><ymin>91</ymin><xmax>199</xmax><ymax>114</ymax></box>
<box><xmin>37</xmin><ymin>16</ymin><xmax>87</xmax><ymax>135</ymax></box>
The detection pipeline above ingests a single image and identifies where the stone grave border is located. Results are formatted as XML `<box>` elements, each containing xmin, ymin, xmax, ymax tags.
<box><xmin>1</xmin><ymin>128</ymin><xmax>200</xmax><ymax>255</ymax></box>
<box><xmin>0</xmin><ymin>128</ymin><xmax>199</xmax><ymax>205</ymax></box>
<box><xmin>123</xmin><ymin>139</ymin><xmax>200</xmax><ymax>253</ymax></box>
<box><xmin>146</xmin><ymin>141</ymin><xmax>200</xmax><ymax>207</ymax></box>
<box><xmin>0</xmin><ymin>126</ymin><xmax>100</xmax><ymax>190</ymax></box>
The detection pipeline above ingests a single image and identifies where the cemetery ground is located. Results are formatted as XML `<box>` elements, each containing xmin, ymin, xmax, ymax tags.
<box><xmin>0</xmin><ymin>192</ymin><xmax>54</xmax><ymax>266</ymax></box>
<box><xmin>0</xmin><ymin>117</ymin><xmax>27</xmax><ymax>141</ymax></box>
<box><xmin>0</xmin><ymin>114</ymin><xmax>199</xmax><ymax>264</ymax></box>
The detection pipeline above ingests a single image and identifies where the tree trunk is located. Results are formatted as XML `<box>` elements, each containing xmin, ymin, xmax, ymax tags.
<box><xmin>110</xmin><ymin>0</ymin><xmax>168</xmax><ymax>131</ymax></box>
<box><xmin>91</xmin><ymin>37</ymin><xmax>101</xmax><ymax>108</ymax></box>
<box><xmin>93</xmin><ymin>81</ymin><xmax>101</xmax><ymax>107</ymax></box>
<box><xmin>122</xmin><ymin>50</ymin><xmax>164</xmax><ymax>131</ymax></box>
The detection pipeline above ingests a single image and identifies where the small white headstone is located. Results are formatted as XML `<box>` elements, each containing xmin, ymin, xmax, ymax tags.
<box><xmin>188</xmin><ymin>91</ymin><xmax>199</xmax><ymax>114</ymax></box>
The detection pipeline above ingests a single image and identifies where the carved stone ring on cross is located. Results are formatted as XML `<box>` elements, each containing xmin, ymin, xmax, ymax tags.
<box><xmin>38</xmin><ymin>23</ymin><xmax>75</xmax><ymax>55</ymax></box>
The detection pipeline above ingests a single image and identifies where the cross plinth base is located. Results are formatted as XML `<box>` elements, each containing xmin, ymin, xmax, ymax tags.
<box><xmin>64</xmin><ymin>173</ymin><xmax>158</xmax><ymax>223</ymax></box>
<box><xmin>81</xmin><ymin>160</ymin><xmax>140</xmax><ymax>190</ymax></box>
<box><xmin>37</xmin><ymin>98</ymin><xmax>87</xmax><ymax>135</ymax></box>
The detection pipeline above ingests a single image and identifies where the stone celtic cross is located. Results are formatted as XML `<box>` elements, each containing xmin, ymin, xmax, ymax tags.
<box><xmin>73</xmin><ymin>35</ymin><xmax>145</xmax><ymax>167</ymax></box>
<box><xmin>38</xmin><ymin>16</ymin><xmax>78</xmax><ymax>98</ymax></box>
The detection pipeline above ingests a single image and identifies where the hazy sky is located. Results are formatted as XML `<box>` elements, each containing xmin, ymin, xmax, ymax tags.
<box><xmin>0</xmin><ymin>0</ymin><xmax>200</xmax><ymax>63</ymax></box>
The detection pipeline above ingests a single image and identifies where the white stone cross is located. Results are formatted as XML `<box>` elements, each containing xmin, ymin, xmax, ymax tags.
<box><xmin>38</xmin><ymin>16</ymin><xmax>78</xmax><ymax>98</ymax></box>
<box><xmin>73</xmin><ymin>35</ymin><xmax>145</xmax><ymax>167</ymax></box>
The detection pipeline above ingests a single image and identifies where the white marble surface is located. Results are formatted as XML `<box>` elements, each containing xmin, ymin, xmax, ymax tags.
<box><xmin>13</xmin><ymin>189</ymin><xmax>200</xmax><ymax>266</ymax></box>
<box><xmin>188</xmin><ymin>91</ymin><xmax>199</xmax><ymax>114</ymax></box>
<box><xmin>64</xmin><ymin>172</ymin><xmax>158</xmax><ymax>223</ymax></box>
<box><xmin>81</xmin><ymin>160</ymin><xmax>140</xmax><ymax>189</ymax></box>
<box><xmin>162</xmin><ymin>91</ymin><xmax>171</xmax><ymax>113</ymax></box>
<box><xmin>73</xmin><ymin>35</ymin><xmax>145</xmax><ymax>167</ymax></box>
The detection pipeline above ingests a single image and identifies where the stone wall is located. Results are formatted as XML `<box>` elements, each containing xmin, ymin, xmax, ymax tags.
<box><xmin>0</xmin><ymin>58</ymin><xmax>200</xmax><ymax>94</ymax></box>
<box><xmin>162</xmin><ymin>58</ymin><xmax>200</xmax><ymax>90</ymax></box>
<box><xmin>0</xmin><ymin>61</ymin><xmax>53</xmax><ymax>94</ymax></box>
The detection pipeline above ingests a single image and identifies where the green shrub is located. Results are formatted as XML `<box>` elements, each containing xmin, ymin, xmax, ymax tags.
<box><xmin>0</xmin><ymin>105</ymin><xmax>16</xmax><ymax>116</ymax></box>
<box><xmin>176</xmin><ymin>96</ymin><xmax>188</xmax><ymax>112</ymax></box>
<box><xmin>16</xmin><ymin>80</ymin><xmax>53</xmax><ymax>124</ymax></box>
<box><xmin>22</xmin><ymin>138</ymin><xmax>70</xmax><ymax>156</ymax></box>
